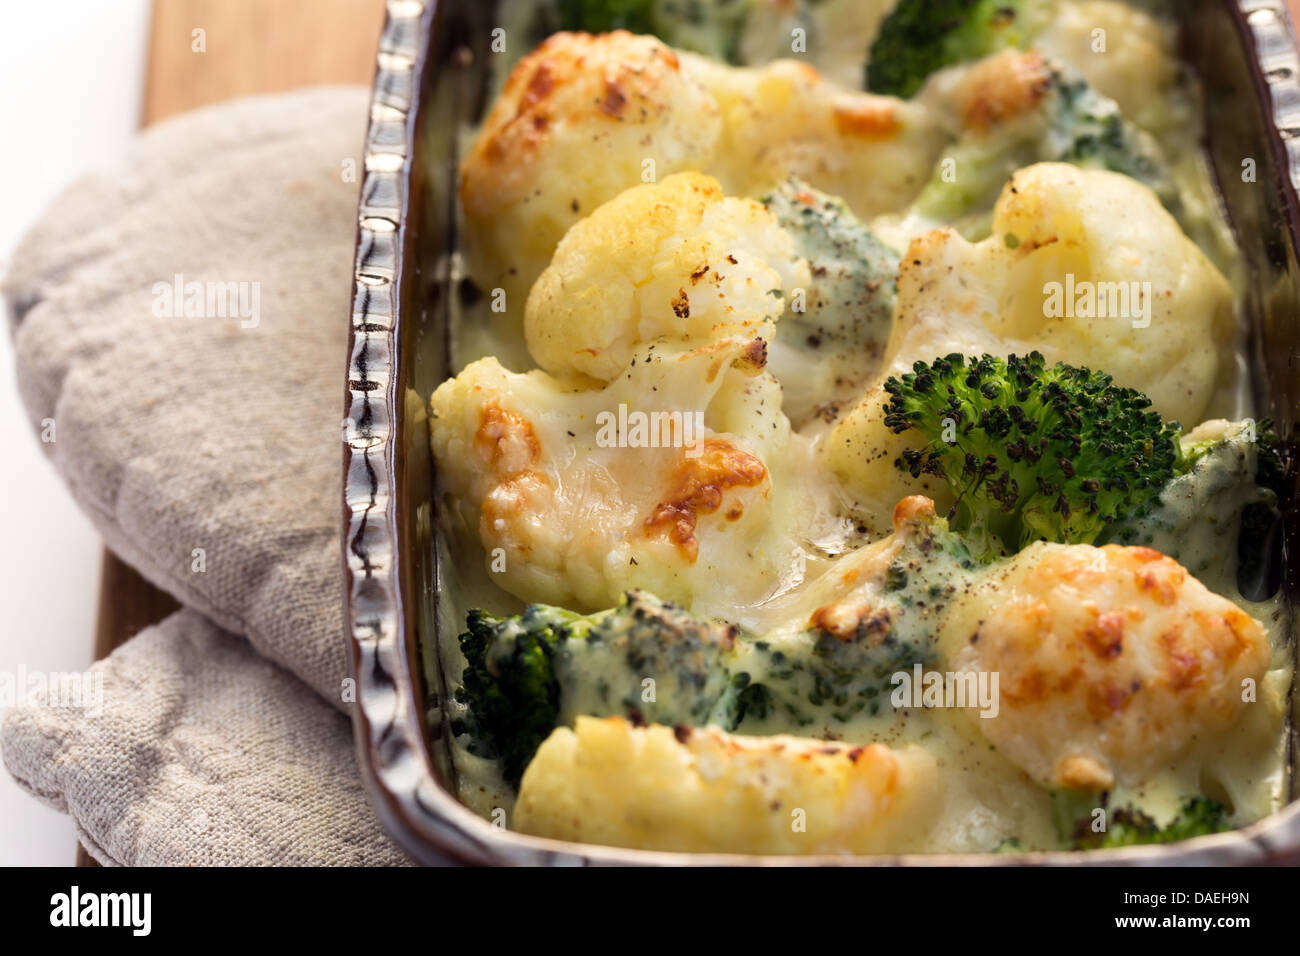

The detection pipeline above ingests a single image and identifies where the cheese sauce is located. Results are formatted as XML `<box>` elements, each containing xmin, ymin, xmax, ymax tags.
<box><xmin>433</xmin><ymin>0</ymin><xmax>1291</xmax><ymax>850</ymax></box>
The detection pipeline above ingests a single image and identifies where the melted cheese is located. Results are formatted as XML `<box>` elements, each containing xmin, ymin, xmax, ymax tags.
<box><xmin>438</xmin><ymin>5</ymin><xmax>1290</xmax><ymax>853</ymax></box>
<box><xmin>515</xmin><ymin>715</ymin><xmax>941</xmax><ymax>855</ymax></box>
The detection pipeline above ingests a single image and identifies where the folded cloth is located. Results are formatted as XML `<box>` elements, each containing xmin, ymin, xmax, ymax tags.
<box><xmin>4</xmin><ymin>610</ymin><xmax>408</xmax><ymax>866</ymax></box>
<box><xmin>1</xmin><ymin>86</ymin><xmax>410</xmax><ymax>864</ymax></box>
<box><xmin>5</xmin><ymin>86</ymin><xmax>366</xmax><ymax>705</ymax></box>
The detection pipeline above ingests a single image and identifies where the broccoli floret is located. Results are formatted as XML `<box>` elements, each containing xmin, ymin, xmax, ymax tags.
<box><xmin>762</xmin><ymin>178</ymin><xmax>899</xmax><ymax>421</ymax></box>
<box><xmin>453</xmin><ymin>590</ymin><xmax>737</xmax><ymax>784</ymax></box>
<box><xmin>537</xmin><ymin>0</ymin><xmax>759</xmax><ymax>64</ymax></box>
<box><xmin>721</xmin><ymin>613</ymin><xmax>941</xmax><ymax>729</ymax></box>
<box><xmin>912</xmin><ymin>60</ymin><xmax>1180</xmax><ymax>238</ymax></box>
<box><xmin>717</xmin><ymin>517</ymin><xmax>964</xmax><ymax>729</ymax></box>
<box><xmin>551</xmin><ymin>0</ymin><xmax>658</xmax><ymax>34</ymax></box>
<box><xmin>456</xmin><ymin>581</ymin><xmax>942</xmax><ymax>782</ymax></box>
<box><xmin>1104</xmin><ymin>419</ymin><xmax>1286</xmax><ymax>599</ymax></box>
<box><xmin>1071</xmin><ymin>797</ymin><xmax>1231</xmax><ymax>849</ymax></box>
<box><xmin>763</xmin><ymin>178</ymin><xmax>898</xmax><ymax>347</ymax></box>
<box><xmin>709</xmin><ymin>672</ymin><xmax>775</xmax><ymax>730</ymax></box>
<box><xmin>1252</xmin><ymin>418</ymin><xmax>1287</xmax><ymax>497</ymax></box>
<box><xmin>1048</xmin><ymin>68</ymin><xmax>1181</xmax><ymax>214</ymax></box>
<box><xmin>866</xmin><ymin>0</ymin><xmax>1054</xmax><ymax>97</ymax></box>
<box><xmin>575</xmin><ymin>589</ymin><xmax>739</xmax><ymax>726</ymax></box>
<box><xmin>456</xmin><ymin>513</ymin><xmax>965</xmax><ymax>782</ymax></box>
<box><xmin>1238</xmin><ymin>420</ymin><xmax>1285</xmax><ymax>598</ymax></box>
<box><xmin>654</xmin><ymin>0</ymin><xmax>758</xmax><ymax>64</ymax></box>
<box><xmin>883</xmin><ymin>352</ymin><xmax>1184</xmax><ymax>558</ymax></box>
<box><xmin>453</xmin><ymin>603</ymin><xmax>575</xmax><ymax>785</ymax></box>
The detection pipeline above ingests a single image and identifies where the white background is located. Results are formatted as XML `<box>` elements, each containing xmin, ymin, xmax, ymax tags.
<box><xmin>0</xmin><ymin>1</ymin><xmax>151</xmax><ymax>866</ymax></box>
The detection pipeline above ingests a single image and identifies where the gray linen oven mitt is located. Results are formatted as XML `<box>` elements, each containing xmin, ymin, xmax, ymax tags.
<box><xmin>1</xmin><ymin>87</ymin><xmax>410</xmax><ymax>865</ymax></box>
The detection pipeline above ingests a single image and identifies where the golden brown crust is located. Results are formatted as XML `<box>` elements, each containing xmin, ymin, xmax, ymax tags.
<box><xmin>473</xmin><ymin>31</ymin><xmax>685</xmax><ymax>169</ymax></box>
<box><xmin>513</xmin><ymin>716</ymin><xmax>940</xmax><ymax>854</ymax></box>
<box><xmin>892</xmin><ymin>494</ymin><xmax>936</xmax><ymax>529</ymax></box>
<box><xmin>459</xmin><ymin>33</ymin><xmax>722</xmax><ymax>313</ymax></box>
<box><xmin>474</xmin><ymin>403</ymin><xmax>540</xmax><ymax>473</ymax></box>
<box><xmin>958</xmin><ymin>50</ymin><xmax>1054</xmax><ymax>133</ymax></box>
<box><xmin>643</xmin><ymin>438</ymin><xmax>768</xmax><ymax>561</ymax></box>
<box><xmin>832</xmin><ymin>96</ymin><xmax>901</xmax><ymax>140</ymax></box>
<box><xmin>943</xmin><ymin>542</ymin><xmax>1271</xmax><ymax>791</ymax></box>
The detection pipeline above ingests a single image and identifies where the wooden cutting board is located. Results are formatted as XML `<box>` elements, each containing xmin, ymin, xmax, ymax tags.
<box><xmin>77</xmin><ymin>0</ymin><xmax>386</xmax><ymax>867</ymax></box>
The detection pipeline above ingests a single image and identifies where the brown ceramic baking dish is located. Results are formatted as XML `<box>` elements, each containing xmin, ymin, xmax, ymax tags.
<box><xmin>343</xmin><ymin>0</ymin><xmax>1300</xmax><ymax>865</ymax></box>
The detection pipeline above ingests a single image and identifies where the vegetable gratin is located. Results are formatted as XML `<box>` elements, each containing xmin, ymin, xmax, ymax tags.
<box><xmin>423</xmin><ymin>0</ymin><xmax>1293</xmax><ymax>855</ymax></box>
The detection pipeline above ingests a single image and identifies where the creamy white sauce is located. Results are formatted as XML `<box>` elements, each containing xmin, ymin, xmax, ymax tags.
<box><xmin>435</xmin><ymin>1</ymin><xmax>1291</xmax><ymax>849</ymax></box>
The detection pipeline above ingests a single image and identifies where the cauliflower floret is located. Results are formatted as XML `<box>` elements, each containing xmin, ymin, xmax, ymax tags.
<box><xmin>939</xmin><ymin>541</ymin><xmax>1270</xmax><ymax>792</ymax></box>
<box><xmin>513</xmin><ymin>715</ymin><xmax>939</xmax><ymax>854</ymax></box>
<box><xmin>460</xmin><ymin>31</ymin><xmax>723</xmax><ymax>312</ymax></box>
<box><xmin>525</xmin><ymin>172</ymin><xmax>807</xmax><ymax>382</ymax></box>
<box><xmin>460</xmin><ymin>31</ymin><xmax>944</xmax><ymax>328</ymax></box>
<box><xmin>680</xmin><ymin>53</ymin><xmax>944</xmax><ymax>218</ymax></box>
<box><xmin>976</xmin><ymin>163</ymin><xmax>1233</xmax><ymax>424</ymax></box>
<box><xmin>430</xmin><ymin>335</ymin><xmax>795</xmax><ymax>612</ymax></box>
<box><xmin>818</xmin><ymin>387</ymin><xmax>955</xmax><ymax>536</ymax></box>
<box><xmin>818</xmin><ymin>223</ymin><xmax>1006</xmax><ymax>530</ymax></box>
<box><xmin>440</xmin><ymin>173</ymin><xmax>858</xmax><ymax>613</ymax></box>
<box><xmin>1038</xmin><ymin>0</ymin><xmax>1184</xmax><ymax>137</ymax></box>
<box><xmin>826</xmin><ymin>163</ymin><xmax>1234</xmax><ymax>527</ymax></box>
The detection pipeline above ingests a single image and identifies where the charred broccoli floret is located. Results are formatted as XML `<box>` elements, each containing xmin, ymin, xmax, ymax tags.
<box><xmin>866</xmin><ymin>0</ymin><xmax>1054</xmax><ymax>97</ymax></box>
<box><xmin>883</xmin><ymin>352</ymin><xmax>1184</xmax><ymax>558</ymax></box>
